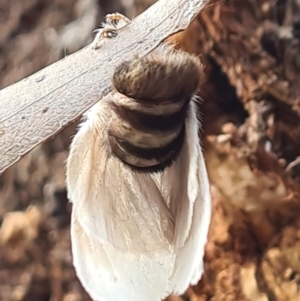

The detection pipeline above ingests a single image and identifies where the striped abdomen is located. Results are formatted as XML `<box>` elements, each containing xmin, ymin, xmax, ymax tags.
<box><xmin>108</xmin><ymin>46</ymin><xmax>202</xmax><ymax>172</ymax></box>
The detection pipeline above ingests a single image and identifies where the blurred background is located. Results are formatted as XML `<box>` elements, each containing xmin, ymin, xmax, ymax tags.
<box><xmin>1</xmin><ymin>0</ymin><xmax>300</xmax><ymax>300</ymax></box>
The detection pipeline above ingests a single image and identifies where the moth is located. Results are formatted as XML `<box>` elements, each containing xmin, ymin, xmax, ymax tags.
<box><xmin>66</xmin><ymin>13</ymin><xmax>211</xmax><ymax>301</ymax></box>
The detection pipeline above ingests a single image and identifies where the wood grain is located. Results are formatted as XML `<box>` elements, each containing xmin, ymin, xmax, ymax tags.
<box><xmin>0</xmin><ymin>0</ymin><xmax>208</xmax><ymax>174</ymax></box>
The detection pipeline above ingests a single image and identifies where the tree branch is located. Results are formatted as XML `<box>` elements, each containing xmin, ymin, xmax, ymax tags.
<box><xmin>0</xmin><ymin>0</ymin><xmax>208</xmax><ymax>174</ymax></box>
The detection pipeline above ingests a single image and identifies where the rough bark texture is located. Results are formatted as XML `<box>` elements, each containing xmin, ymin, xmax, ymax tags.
<box><xmin>1</xmin><ymin>1</ymin><xmax>300</xmax><ymax>301</ymax></box>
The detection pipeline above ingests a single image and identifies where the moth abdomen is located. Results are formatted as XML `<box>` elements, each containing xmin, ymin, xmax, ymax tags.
<box><xmin>108</xmin><ymin>124</ymin><xmax>185</xmax><ymax>173</ymax></box>
<box><xmin>108</xmin><ymin>47</ymin><xmax>201</xmax><ymax>171</ymax></box>
<box><xmin>112</xmin><ymin>48</ymin><xmax>201</xmax><ymax>103</ymax></box>
<box><xmin>110</xmin><ymin>98</ymin><xmax>190</xmax><ymax>133</ymax></box>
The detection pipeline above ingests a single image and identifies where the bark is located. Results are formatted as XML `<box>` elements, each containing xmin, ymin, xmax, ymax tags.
<box><xmin>1</xmin><ymin>0</ymin><xmax>300</xmax><ymax>301</ymax></box>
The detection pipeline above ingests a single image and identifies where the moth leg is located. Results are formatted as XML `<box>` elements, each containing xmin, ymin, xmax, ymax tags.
<box><xmin>92</xmin><ymin>13</ymin><xmax>131</xmax><ymax>49</ymax></box>
<box><xmin>105</xmin><ymin>13</ymin><xmax>131</xmax><ymax>26</ymax></box>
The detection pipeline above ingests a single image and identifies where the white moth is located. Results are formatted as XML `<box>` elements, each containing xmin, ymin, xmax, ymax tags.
<box><xmin>66</xmin><ymin>13</ymin><xmax>211</xmax><ymax>301</ymax></box>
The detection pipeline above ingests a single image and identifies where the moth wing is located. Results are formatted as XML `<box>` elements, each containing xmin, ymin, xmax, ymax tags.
<box><xmin>66</xmin><ymin>100</ymin><xmax>175</xmax><ymax>254</ymax></box>
<box><xmin>71</xmin><ymin>206</ymin><xmax>174</xmax><ymax>301</ymax></box>
<box><xmin>67</xmin><ymin>100</ymin><xmax>211</xmax><ymax>300</ymax></box>
<box><xmin>145</xmin><ymin>101</ymin><xmax>211</xmax><ymax>293</ymax></box>
<box><xmin>165</xmin><ymin>101</ymin><xmax>212</xmax><ymax>293</ymax></box>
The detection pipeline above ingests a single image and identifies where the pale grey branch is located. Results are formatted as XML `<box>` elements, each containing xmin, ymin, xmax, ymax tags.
<box><xmin>0</xmin><ymin>0</ymin><xmax>208</xmax><ymax>174</ymax></box>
